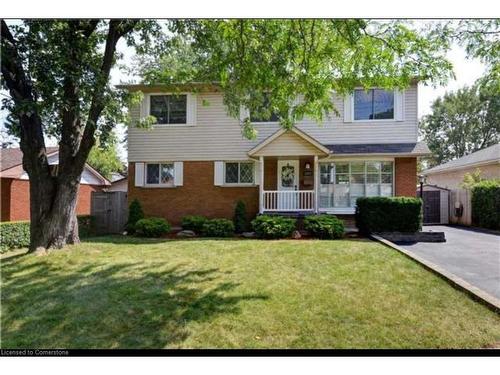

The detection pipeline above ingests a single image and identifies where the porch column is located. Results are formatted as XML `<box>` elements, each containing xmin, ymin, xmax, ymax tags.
<box><xmin>314</xmin><ymin>155</ymin><xmax>319</xmax><ymax>213</ymax></box>
<box><xmin>259</xmin><ymin>156</ymin><xmax>264</xmax><ymax>214</ymax></box>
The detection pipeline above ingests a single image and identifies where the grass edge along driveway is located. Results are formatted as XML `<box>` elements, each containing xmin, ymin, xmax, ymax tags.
<box><xmin>1</xmin><ymin>236</ymin><xmax>499</xmax><ymax>349</ymax></box>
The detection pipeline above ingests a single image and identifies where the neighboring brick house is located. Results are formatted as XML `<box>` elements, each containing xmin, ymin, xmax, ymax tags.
<box><xmin>120</xmin><ymin>82</ymin><xmax>430</xmax><ymax>226</ymax></box>
<box><xmin>0</xmin><ymin>147</ymin><xmax>110</xmax><ymax>222</ymax></box>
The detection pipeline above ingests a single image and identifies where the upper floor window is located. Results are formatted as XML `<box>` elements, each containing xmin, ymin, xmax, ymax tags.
<box><xmin>354</xmin><ymin>89</ymin><xmax>394</xmax><ymax>121</ymax></box>
<box><xmin>250</xmin><ymin>95</ymin><xmax>280</xmax><ymax>123</ymax></box>
<box><xmin>146</xmin><ymin>163</ymin><xmax>175</xmax><ymax>186</ymax></box>
<box><xmin>150</xmin><ymin>95</ymin><xmax>187</xmax><ymax>124</ymax></box>
<box><xmin>225</xmin><ymin>162</ymin><xmax>254</xmax><ymax>184</ymax></box>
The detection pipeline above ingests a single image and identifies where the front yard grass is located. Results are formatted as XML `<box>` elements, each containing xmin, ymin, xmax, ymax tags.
<box><xmin>1</xmin><ymin>236</ymin><xmax>499</xmax><ymax>349</ymax></box>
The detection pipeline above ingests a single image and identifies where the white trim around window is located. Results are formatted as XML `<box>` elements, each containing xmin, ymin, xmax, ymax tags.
<box><xmin>318</xmin><ymin>159</ymin><xmax>395</xmax><ymax>214</ymax></box>
<box><xmin>223</xmin><ymin>161</ymin><xmax>256</xmax><ymax>186</ymax></box>
<box><xmin>144</xmin><ymin>162</ymin><xmax>176</xmax><ymax>188</ymax></box>
<box><xmin>142</xmin><ymin>92</ymin><xmax>197</xmax><ymax>127</ymax></box>
<box><xmin>349</xmin><ymin>88</ymin><xmax>402</xmax><ymax>123</ymax></box>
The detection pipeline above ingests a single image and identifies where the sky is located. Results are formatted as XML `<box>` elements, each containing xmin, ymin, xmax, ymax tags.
<box><xmin>0</xmin><ymin>23</ymin><xmax>488</xmax><ymax>162</ymax></box>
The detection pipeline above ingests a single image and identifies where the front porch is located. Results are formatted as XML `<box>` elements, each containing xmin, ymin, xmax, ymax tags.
<box><xmin>248</xmin><ymin>127</ymin><xmax>330</xmax><ymax>215</ymax></box>
<box><xmin>249</xmin><ymin>128</ymin><xmax>398</xmax><ymax>217</ymax></box>
<box><xmin>258</xmin><ymin>156</ymin><xmax>319</xmax><ymax>213</ymax></box>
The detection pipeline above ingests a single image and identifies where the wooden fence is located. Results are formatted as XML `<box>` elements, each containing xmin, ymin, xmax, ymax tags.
<box><xmin>91</xmin><ymin>191</ymin><xmax>128</xmax><ymax>234</ymax></box>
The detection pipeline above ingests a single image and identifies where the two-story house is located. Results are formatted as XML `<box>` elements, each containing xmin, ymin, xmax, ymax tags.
<box><xmin>120</xmin><ymin>82</ymin><xmax>430</xmax><ymax>226</ymax></box>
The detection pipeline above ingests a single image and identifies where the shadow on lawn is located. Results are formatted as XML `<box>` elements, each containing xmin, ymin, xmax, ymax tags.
<box><xmin>1</xmin><ymin>259</ymin><xmax>268</xmax><ymax>348</ymax></box>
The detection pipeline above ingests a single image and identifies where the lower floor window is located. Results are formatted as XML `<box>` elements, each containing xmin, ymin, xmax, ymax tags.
<box><xmin>319</xmin><ymin>161</ymin><xmax>393</xmax><ymax>209</ymax></box>
<box><xmin>146</xmin><ymin>163</ymin><xmax>174</xmax><ymax>186</ymax></box>
<box><xmin>225</xmin><ymin>162</ymin><xmax>254</xmax><ymax>184</ymax></box>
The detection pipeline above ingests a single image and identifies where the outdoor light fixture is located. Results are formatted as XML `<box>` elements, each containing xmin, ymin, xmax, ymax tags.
<box><xmin>305</xmin><ymin>162</ymin><xmax>311</xmax><ymax>170</ymax></box>
<box><xmin>418</xmin><ymin>174</ymin><xmax>426</xmax><ymax>198</ymax></box>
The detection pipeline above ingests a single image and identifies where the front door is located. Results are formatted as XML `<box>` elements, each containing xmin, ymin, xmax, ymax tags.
<box><xmin>277</xmin><ymin>159</ymin><xmax>299</xmax><ymax>210</ymax></box>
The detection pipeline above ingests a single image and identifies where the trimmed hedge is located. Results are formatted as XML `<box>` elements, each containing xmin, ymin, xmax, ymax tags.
<box><xmin>135</xmin><ymin>217</ymin><xmax>171</xmax><ymax>237</ymax></box>
<box><xmin>304</xmin><ymin>215</ymin><xmax>344</xmax><ymax>239</ymax></box>
<box><xmin>251</xmin><ymin>215</ymin><xmax>296</xmax><ymax>239</ymax></box>
<box><xmin>355</xmin><ymin>196</ymin><xmax>422</xmax><ymax>234</ymax></box>
<box><xmin>0</xmin><ymin>221</ymin><xmax>30</xmax><ymax>252</ymax></box>
<box><xmin>201</xmin><ymin>218</ymin><xmax>235</xmax><ymax>237</ymax></box>
<box><xmin>471</xmin><ymin>180</ymin><xmax>500</xmax><ymax>230</ymax></box>
<box><xmin>0</xmin><ymin>215</ymin><xmax>95</xmax><ymax>252</ymax></box>
<box><xmin>181</xmin><ymin>215</ymin><xmax>207</xmax><ymax>234</ymax></box>
<box><xmin>77</xmin><ymin>215</ymin><xmax>95</xmax><ymax>238</ymax></box>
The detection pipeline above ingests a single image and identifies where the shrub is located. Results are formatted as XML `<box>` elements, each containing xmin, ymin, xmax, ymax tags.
<box><xmin>233</xmin><ymin>200</ymin><xmax>248</xmax><ymax>233</ymax></box>
<box><xmin>135</xmin><ymin>218</ymin><xmax>171</xmax><ymax>237</ymax></box>
<box><xmin>181</xmin><ymin>215</ymin><xmax>207</xmax><ymax>234</ymax></box>
<box><xmin>471</xmin><ymin>180</ymin><xmax>500</xmax><ymax>230</ymax></box>
<box><xmin>304</xmin><ymin>215</ymin><xmax>344</xmax><ymax>239</ymax></box>
<box><xmin>0</xmin><ymin>221</ymin><xmax>30</xmax><ymax>252</ymax></box>
<box><xmin>355</xmin><ymin>196</ymin><xmax>422</xmax><ymax>234</ymax></box>
<box><xmin>251</xmin><ymin>215</ymin><xmax>296</xmax><ymax>239</ymax></box>
<box><xmin>0</xmin><ymin>215</ymin><xmax>95</xmax><ymax>252</ymax></box>
<box><xmin>201</xmin><ymin>219</ymin><xmax>235</xmax><ymax>237</ymax></box>
<box><xmin>126</xmin><ymin>199</ymin><xmax>144</xmax><ymax>233</ymax></box>
<box><xmin>77</xmin><ymin>215</ymin><xmax>95</xmax><ymax>237</ymax></box>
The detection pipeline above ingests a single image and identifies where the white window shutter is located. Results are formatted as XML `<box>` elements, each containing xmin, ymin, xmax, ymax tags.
<box><xmin>343</xmin><ymin>94</ymin><xmax>353</xmax><ymax>123</ymax></box>
<box><xmin>394</xmin><ymin>90</ymin><xmax>404</xmax><ymax>121</ymax></box>
<box><xmin>254</xmin><ymin>161</ymin><xmax>261</xmax><ymax>185</ymax></box>
<box><xmin>174</xmin><ymin>162</ymin><xmax>183</xmax><ymax>186</ymax></box>
<box><xmin>214</xmin><ymin>161</ymin><xmax>224</xmax><ymax>186</ymax></box>
<box><xmin>239</xmin><ymin>105</ymin><xmax>250</xmax><ymax>122</ymax></box>
<box><xmin>186</xmin><ymin>94</ymin><xmax>197</xmax><ymax>125</ymax></box>
<box><xmin>134</xmin><ymin>162</ymin><xmax>145</xmax><ymax>187</ymax></box>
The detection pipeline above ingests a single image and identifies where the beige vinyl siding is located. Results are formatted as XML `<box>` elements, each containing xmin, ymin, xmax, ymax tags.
<box><xmin>296</xmin><ymin>86</ymin><xmax>418</xmax><ymax>143</ymax></box>
<box><xmin>128</xmin><ymin>85</ymin><xmax>418</xmax><ymax>162</ymax></box>
<box><xmin>252</xmin><ymin>131</ymin><xmax>325</xmax><ymax>156</ymax></box>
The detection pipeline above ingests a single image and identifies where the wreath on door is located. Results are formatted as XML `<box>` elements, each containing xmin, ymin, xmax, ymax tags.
<box><xmin>281</xmin><ymin>165</ymin><xmax>295</xmax><ymax>187</ymax></box>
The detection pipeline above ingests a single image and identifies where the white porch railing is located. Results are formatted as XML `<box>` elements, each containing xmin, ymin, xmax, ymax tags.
<box><xmin>262</xmin><ymin>190</ymin><xmax>315</xmax><ymax>212</ymax></box>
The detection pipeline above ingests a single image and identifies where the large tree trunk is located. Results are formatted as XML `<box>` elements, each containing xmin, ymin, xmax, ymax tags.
<box><xmin>29</xmin><ymin>176</ymin><xmax>81</xmax><ymax>251</ymax></box>
<box><xmin>2</xmin><ymin>20</ymin><xmax>137</xmax><ymax>252</ymax></box>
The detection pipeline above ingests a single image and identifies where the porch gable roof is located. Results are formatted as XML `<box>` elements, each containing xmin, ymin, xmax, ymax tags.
<box><xmin>248</xmin><ymin>127</ymin><xmax>330</xmax><ymax>157</ymax></box>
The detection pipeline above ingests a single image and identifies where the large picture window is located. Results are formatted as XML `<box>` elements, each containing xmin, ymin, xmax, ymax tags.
<box><xmin>150</xmin><ymin>95</ymin><xmax>187</xmax><ymax>124</ymax></box>
<box><xmin>225</xmin><ymin>162</ymin><xmax>254</xmax><ymax>184</ymax></box>
<box><xmin>146</xmin><ymin>163</ymin><xmax>175</xmax><ymax>186</ymax></box>
<box><xmin>319</xmin><ymin>161</ymin><xmax>393</xmax><ymax>209</ymax></box>
<box><xmin>354</xmin><ymin>89</ymin><xmax>394</xmax><ymax>120</ymax></box>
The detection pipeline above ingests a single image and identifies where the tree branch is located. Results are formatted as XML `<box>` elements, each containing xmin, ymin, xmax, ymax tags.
<box><xmin>1</xmin><ymin>20</ymin><xmax>48</xmax><ymax>174</ymax></box>
<box><xmin>75</xmin><ymin>20</ymin><xmax>138</xmax><ymax>169</ymax></box>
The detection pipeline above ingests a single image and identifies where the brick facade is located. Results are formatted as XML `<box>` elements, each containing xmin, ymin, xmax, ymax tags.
<box><xmin>128</xmin><ymin>157</ymin><xmax>417</xmax><ymax>226</ymax></box>
<box><xmin>0</xmin><ymin>178</ymin><xmax>101</xmax><ymax>222</ymax></box>
<box><xmin>128</xmin><ymin>161</ymin><xmax>259</xmax><ymax>226</ymax></box>
<box><xmin>394</xmin><ymin>157</ymin><xmax>417</xmax><ymax>197</ymax></box>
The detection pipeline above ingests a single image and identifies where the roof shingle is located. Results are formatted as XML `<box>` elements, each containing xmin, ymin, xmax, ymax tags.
<box><xmin>0</xmin><ymin>147</ymin><xmax>58</xmax><ymax>171</ymax></box>
<box><xmin>424</xmin><ymin>143</ymin><xmax>500</xmax><ymax>174</ymax></box>
<box><xmin>325</xmin><ymin>142</ymin><xmax>430</xmax><ymax>156</ymax></box>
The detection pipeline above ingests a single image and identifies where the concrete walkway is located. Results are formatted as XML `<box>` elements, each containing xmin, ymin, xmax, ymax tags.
<box><xmin>399</xmin><ymin>225</ymin><xmax>500</xmax><ymax>300</ymax></box>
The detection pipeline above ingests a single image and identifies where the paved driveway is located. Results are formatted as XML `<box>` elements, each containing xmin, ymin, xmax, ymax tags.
<box><xmin>399</xmin><ymin>226</ymin><xmax>500</xmax><ymax>299</ymax></box>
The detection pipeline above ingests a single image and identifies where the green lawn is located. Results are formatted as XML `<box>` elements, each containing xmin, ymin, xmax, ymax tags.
<box><xmin>1</xmin><ymin>236</ymin><xmax>499</xmax><ymax>349</ymax></box>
